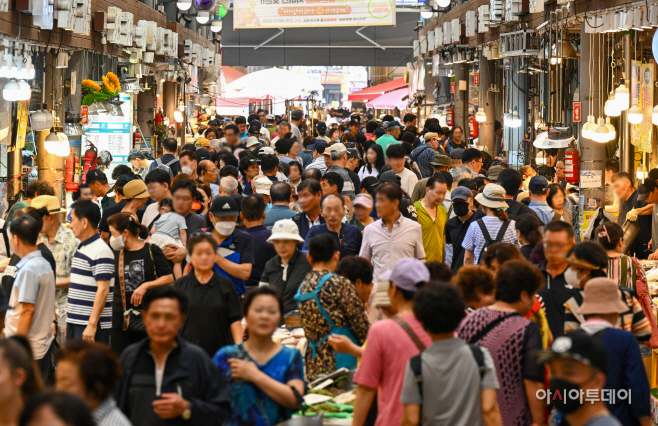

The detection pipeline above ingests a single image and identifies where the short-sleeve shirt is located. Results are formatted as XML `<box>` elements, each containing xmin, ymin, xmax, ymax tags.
<box><xmin>397</xmin><ymin>168</ymin><xmax>419</xmax><ymax>197</ymax></box>
<box><xmin>175</xmin><ymin>272</ymin><xmax>242</xmax><ymax>356</ymax></box>
<box><xmin>414</xmin><ymin>201</ymin><xmax>447</xmax><ymax>263</ymax></box>
<box><xmin>184</xmin><ymin>212</ymin><xmax>207</xmax><ymax>241</ymax></box>
<box><xmin>359</xmin><ymin>214</ymin><xmax>425</xmax><ymax>281</ymax></box>
<box><xmin>99</xmin><ymin>201</ymin><xmax>126</xmax><ymax>234</ymax></box>
<box><xmin>39</xmin><ymin>226</ymin><xmax>79</xmax><ymax>320</ymax></box>
<box><xmin>329</xmin><ymin>165</ymin><xmax>355</xmax><ymax>198</ymax></box>
<box><xmin>4</xmin><ymin>250</ymin><xmax>55</xmax><ymax>359</ymax></box>
<box><xmin>400</xmin><ymin>338</ymin><xmax>499</xmax><ymax>426</ymax></box>
<box><xmin>215</xmin><ymin>230</ymin><xmax>254</xmax><ymax>295</ymax></box>
<box><xmin>153</xmin><ymin>212</ymin><xmax>187</xmax><ymax>240</ymax></box>
<box><xmin>353</xmin><ymin>315</ymin><xmax>432</xmax><ymax>426</ymax></box>
<box><xmin>303</xmin><ymin>223</ymin><xmax>362</xmax><ymax>259</ymax></box>
<box><xmin>243</xmin><ymin>225</ymin><xmax>277</xmax><ymax>290</ymax></box>
<box><xmin>461</xmin><ymin>217</ymin><xmax>520</xmax><ymax>264</ymax></box>
<box><xmin>68</xmin><ymin>234</ymin><xmax>115</xmax><ymax>329</ymax></box>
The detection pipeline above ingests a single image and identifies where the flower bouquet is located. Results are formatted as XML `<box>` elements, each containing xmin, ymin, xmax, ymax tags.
<box><xmin>81</xmin><ymin>72</ymin><xmax>122</xmax><ymax>106</ymax></box>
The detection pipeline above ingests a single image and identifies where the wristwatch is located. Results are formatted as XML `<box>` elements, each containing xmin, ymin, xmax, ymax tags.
<box><xmin>182</xmin><ymin>401</ymin><xmax>191</xmax><ymax>421</ymax></box>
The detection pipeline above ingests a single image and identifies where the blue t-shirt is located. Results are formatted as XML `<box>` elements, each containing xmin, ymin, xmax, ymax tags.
<box><xmin>213</xmin><ymin>344</ymin><xmax>304</xmax><ymax>426</ymax></box>
<box><xmin>243</xmin><ymin>225</ymin><xmax>277</xmax><ymax>289</ymax></box>
<box><xmin>302</xmin><ymin>223</ymin><xmax>362</xmax><ymax>259</ymax></box>
<box><xmin>215</xmin><ymin>230</ymin><xmax>254</xmax><ymax>295</ymax></box>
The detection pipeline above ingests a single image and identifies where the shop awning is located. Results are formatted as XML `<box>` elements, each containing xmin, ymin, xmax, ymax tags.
<box><xmin>366</xmin><ymin>88</ymin><xmax>409</xmax><ymax>110</ymax></box>
<box><xmin>347</xmin><ymin>78</ymin><xmax>407</xmax><ymax>102</ymax></box>
<box><xmin>222</xmin><ymin>66</ymin><xmax>246</xmax><ymax>84</ymax></box>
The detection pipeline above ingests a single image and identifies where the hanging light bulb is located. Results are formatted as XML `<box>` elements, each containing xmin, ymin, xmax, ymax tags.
<box><xmin>44</xmin><ymin>128</ymin><xmax>61</xmax><ymax>154</ymax></box>
<box><xmin>17</xmin><ymin>80</ymin><xmax>31</xmax><ymax>101</ymax></box>
<box><xmin>211</xmin><ymin>19</ymin><xmax>222</xmax><ymax>32</ymax></box>
<box><xmin>420</xmin><ymin>6</ymin><xmax>434</xmax><ymax>19</ymax></box>
<box><xmin>615</xmin><ymin>81</ymin><xmax>630</xmax><ymax>111</ymax></box>
<box><xmin>178</xmin><ymin>103</ymin><xmax>185</xmax><ymax>112</ymax></box>
<box><xmin>593</xmin><ymin>117</ymin><xmax>610</xmax><ymax>143</ymax></box>
<box><xmin>176</xmin><ymin>0</ymin><xmax>192</xmax><ymax>10</ymax></box>
<box><xmin>581</xmin><ymin>115</ymin><xmax>596</xmax><ymax>139</ymax></box>
<box><xmin>163</xmin><ymin>115</ymin><xmax>170</xmax><ymax>126</ymax></box>
<box><xmin>23</xmin><ymin>56</ymin><xmax>35</xmax><ymax>80</ymax></box>
<box><xmin>510</xmin><ymin>110</ymin><xmax>521</xmax><ymax>128</ymax></box>
<box><xmin>2</xmin><ymin>79</ymin><xmax>20</xmax><ymax>101</ymax></box>
<box><xmin>637</xmin><ymin>164</ymin><xmax>647</xmax><ymax>181</ymax></box>
<box><xmin>174</xmin><ymin>110</ymin><xmax>184</xmax><ymax>123</ymax></box>
<box><xmin>604</xmin><ymin>117</ymin><xmax>616</xmax><ymax>140</ymax></box>
<box><xmin>628</xmin><ymin>100</ymin><xmax>643</xmax><ymax>124</ymax></box>
<box><xmin>196</xmin><ymin>11</ymin><xmax>210</xmax><ymax>24</ymax></box>
<box><xmin>605</xmin><ymin>91</ymin><xmax>621</xmax><ymax>117</ymax></box>
<box><xmin>475</xmin><ymin>111</ymin><xmax>486</xmax><ymax>122</ymax></box>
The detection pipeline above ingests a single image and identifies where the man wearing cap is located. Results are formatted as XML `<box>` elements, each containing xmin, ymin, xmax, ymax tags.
<box><xmin>444</xmin><ymin>187</ymin><xmax>475</xmax><ymax>270</ymax></box>
<box><xmin>328</xmin><ymin>143</ymin><xmax>356</xmax><ymax>213</ymax></box>
<box><xmin>486</xmin><ymin>165</ymin><xmax>504</xmax><ymax>183</ymax></box>
<box><xmin>87</xmin><ymin>169</ymin><xmax>116</xmax><ymax>216</ymax></box>
<box><xmin>260</xmin><ymin>219</ymin><xmax>312</xmax><ymax>314</ymax></box>
<box><xmin>33</xmin><ymin>195</ymin><xmax>79</xmax><ymax>347</ymax></box>
<box><xmin>345</xmin><ymin>148</ymin><xmax>362</xmax><ymax>194</ymax></box>
<box><xmin>195</xmin><ymin>137</ymin><xmax>211</xmax><ymax>150</ymax></box>
<box><xmin>240</xmin><ymin>195</ymin><xmax>277</xmax><ymax>292</ymax></box>
<box><xmin>305</xmin><ymin>140</ymin><xmax>329</xmax><ymax>174</ymax></box>
<box><xmin>474</xmin><ymin>168</ymin><xmax>537</xmax><ymax>222</ymax></box>
<box><xmin>574</xmin><ymin>278</ymin><xmax>651</xmax><ymax>426</ymax></box>
<box><xmin>450</xmin><ymin>148</ymin><xmax>464</xmax><ymax>167</ymax></box>
<box><xmin>352</xmin><ymin>258</ymin><xmax>432</xmax><ymax>426</ymax></box>
<box><xmin>290</xmin><ymin>110</ymin><xmax>304</xmax><ymax>143</ymax></box>
<box><xmin>265</xmin><ymin>114</ymin><xmax>277</xmax><ymax>139</ymax></box>
<box><xmin>349</xmin><ymin>115</ymin><xmax>361</xmax><ymax>137</ymax></box>
<box><xmin>298</xmin><ymin>139</ymin><xmax>316</xmax><ymax>169</ymax></box>
<box><xmin>315</xmin><ymin>121</ymin><xmax>331</xmax><ymax>143</ymax></box>
<box><xmin>526</xmin><ymin>175</ymin><xmax>558</xmax><ymax>224</ymax></box>
<box><xmin>539</xmin><ymin>332</ymin><xmax>623</xmax><ymax>426</ymax></box>
<box><xmin>410</xmin><ymin>154</ymin><xmax>453</xmax><ymax>203</ymax></box>
<box><xmin>410</xmin><ymin>132</ymin><xmax>441</xmax><ymax>179</ymax></box>
<box><xmin>248</xmin><ymin>119</ymin><xmax>268</xmax><ymax>146</ymax></box>
<box><xmin>414</xmin><ymin>174</ymin><xmax>448</xmax><ymax>263</ymax></box>
<box><xmin>377</xmin><ymin>121</ymin><xmax>401</xmax><ymax>157</ymax></box>
<box><xmin>206</xmin><ymin>196</ymin><xmax>255</xmax><ymax>296</ymax></box>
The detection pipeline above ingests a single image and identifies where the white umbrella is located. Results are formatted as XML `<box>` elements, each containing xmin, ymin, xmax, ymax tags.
<box><xmin>225</xmin><ymin>68</ymin><xmax>324</xmax><ymax>100</ymax></box>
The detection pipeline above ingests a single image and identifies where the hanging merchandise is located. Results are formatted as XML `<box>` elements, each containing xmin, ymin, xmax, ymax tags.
<box><xmin>593</xmin><ymin>33</ymin><xmax>611</xmax><ymax>143</ymax></box>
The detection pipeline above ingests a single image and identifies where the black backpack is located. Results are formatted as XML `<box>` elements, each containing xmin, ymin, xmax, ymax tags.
<box><xmin>476</xmin><ymin>219</ymin><xmax>511</xmax><ymax>264</ymax></box>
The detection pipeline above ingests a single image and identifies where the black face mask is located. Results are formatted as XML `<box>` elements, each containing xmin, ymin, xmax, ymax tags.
<box><xmin>548</xmin><ymin>378</ymin><xmax>583</xmax><ymax>414</ymax></box>
<box><xmin>453</xmin><ymin>202</ymin><xmax>471</xmax><ymax>217</ymax></box>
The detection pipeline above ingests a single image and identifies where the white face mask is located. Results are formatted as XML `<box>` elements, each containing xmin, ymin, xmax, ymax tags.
<box><xmin>181</xmin><ymin>166</ymin><xmax>194</xmax><ymax>175</ymax></box>
<box><xmin>564</xmin><ymin>267</ymin><xmax>584</xmax><ymax>289</ymax></box>
<box><xmin>214</xmin><ymin>221</ymin><xmax>236</xmax><ymax>236</ymax></box>
<box><xmin>109</xmin><ymin>234</ymin><xmax>126</xmax><ymax>251</ymax></box>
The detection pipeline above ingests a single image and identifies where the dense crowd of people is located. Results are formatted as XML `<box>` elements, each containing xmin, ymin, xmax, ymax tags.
<box><xmin>0</xmin><ymin>110</ymin><xmax>652</xmax><ymax>426</ymax></box>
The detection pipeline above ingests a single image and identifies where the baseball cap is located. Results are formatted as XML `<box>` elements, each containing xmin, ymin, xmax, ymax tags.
<box><xmin>450</xmin><ymin>148</ymin><xmax>464</xmax><ymax>159</ymax></box>
<box><xmin>195</xmin><ymin>138</ymin><xmax>211</xmax><ymax>148</ymax></box>
<box><xmin>265</xmin><ymin>114</ymin><xmax>275</xmax><ymax>121</ymax></box>
<box><xmin>249</xmin><ymin>120</ymin><xmax>262</xmax><ymax>133</ymax></box>
<box><xmin>529</xmin><ymin>175</ymin><xmax>549</xmax><ymax>193</ymax></box>
<box><xmin>430</xmin><ymin>154</ymin><xmax>452</xmax><ymax>168</ymax></box>
<box><xmin>353</xmin><ymin>194</ymin><xmax>373</xmax><ymax>209</ymax></box>
<box><xmin>389</xmin><ymin>258</ymin><xmax>430</xmax><ymax>292</ymax></box>
<box><xmin>638</xmin><ymin>178</ymin><xmax>658</xmax><ymax>201</ymax></box>
<box><xmin>424</xmin><ymin>132</ymin><xmax>439</xmax><ymax>141</ymax></box>
<box><xmin>246</xmin><ymin>136</ymin><xmax>261</xmax><ymax>148</ymax></box>
<box><xmin>31</xmin><ymin>195</ymin><xmax>66</xmax><ymax>214</ymax></box>
<box><xmin>373</xmin><ymin>128</ymin><xmax>385</xmax><ymax>138</ymax></box>
<box><xmin>536</xmin><ymin>331</ymin><xmax>609</xmax><ymax>374</ymax></box>
<box><xmin>316</xmin><ymin>121</ymin><xmax>327</xmax><ymax>131</ymax></box>
<box><xmin>210</xmin><ymin>195</ymin><xmax>240</xmax><ymax>217</ymax></box>
<box><xmin>267</xmin><ymin>219</ymin><xmax>305</xmax><ymax>243</ymax></box>
<box><xmin>196</xmin><ymin>148</ymin><xmax>211</xmax><ymax>163</ymax></box>
<box><xmin>314</xmin><ymin>140</ymin><xmax>328</xmax><ymax>154</ymax></box>
<box><xmin>86</xmin><ymin>169</ymin><xmax>108</xmax><ymax>184</ymax></box>
<box><xmin>487</xmin><ymin>165</ymin><xmax>504</xmax><ymax>181</ymax></box>
<box><xmin>386</xmin><ymin>121</ymin><xmax>400</xmax><ymax>130</ymax></box>
<box><xmin>208</xmin><ymin>119</ymin><xmax>220</xmax><ymax>126</ymax></box>
<box><xmin>252</xmin><ymin>175</ymin><xmax>273</xmax><ymax>196</ymax></box>
<box><xmin>346</xmin><ymin>148</ymin><xmax>359</xmax><ymax>159</ymax></box>
<box><xmin>259</xmin><ymin>147</ymin><xmax>275</xmax><ymax>156</ymax></box>
<box><xmin>329</xmin><ymin>143</ymin><xmax>347</xmax><ymax>155</ymax></box>
<box><xmin>291</xmin><ymin>110</ymin><xmax>304</xmax><ymax>120</ymax></box>
<box><xmin>123</xmin><ymin>180</ymin><xmax>149</xmax><ymax>199</ymax></box>
<box><xmin>377</xmin><ymin>170</ymin><xmax>402</xmax><ymax>185</ymax></box>
<box><xmin>451</xmin><ymin>186</ymin><xmax>473</xmax><ymax>202</ymax></box>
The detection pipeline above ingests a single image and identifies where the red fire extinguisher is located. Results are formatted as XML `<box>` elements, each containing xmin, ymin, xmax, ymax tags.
<box><xmin>564</xmin><ymin>144</ymin><xmax>579</xmax><ymax>184</ymax></box>
<box><xmin>469</xmin><ymin>115</ymin><xmax>478</xmax><ymax>138</ymax></box>
<box><xmin>134</xmin><ymin>132</ymin><xmax>142</xmax><ymax>150</ymax></box>
<box><xmin>154</xmin><ymin>109</ymin><xmax>164</xmax><ymax>127</ymax></box>
<box><xmin>446</xmin><ymin>108</ymin><xmax>454</xmax><ymax>127</ymax></box>
<box><xmin>81</xmin><ymin>147</ymin><xmax>98</xmax><ymax>184</ymax></box>
<box><xmin>65</xmin><ymin>149</ymin><xmax>80</xmax><ymax>192</ymax></box>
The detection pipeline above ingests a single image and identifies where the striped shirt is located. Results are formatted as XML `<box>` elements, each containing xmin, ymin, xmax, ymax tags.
<box><xmin>92</xmin><ymin>398</ymin><xmax>131</xmax><ymax>426</ymax></box>
<box><xmin>461</xmin><ymin>216</ymin><xmax>520</xmax><ymax>264</ymax></box>
<box><xmin>67</xmin><ymin>234</ymin><xmax>115</xmax><ymax>329</ymax></box>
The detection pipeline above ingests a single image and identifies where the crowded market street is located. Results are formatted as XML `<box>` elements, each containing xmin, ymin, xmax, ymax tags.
<box><xmin>0</xmin><ymin>0</ymin><xmax>657</xmax><ymax>425</ymax></box>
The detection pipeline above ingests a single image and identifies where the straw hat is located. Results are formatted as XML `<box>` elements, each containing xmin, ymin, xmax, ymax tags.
<box><xmin>474</xmin><ymin>184</ymin><xmax>508</xmax><ymax>210</ymax></box>
<box><xmin>578</xmin><ymin>278</ymin><xmax>629</xmax><ymax>315</ymax></box>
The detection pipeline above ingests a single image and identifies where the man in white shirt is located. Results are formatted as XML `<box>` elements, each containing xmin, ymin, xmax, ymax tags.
<box><xmin>290</xmin><ymin>110</ymin><xmax>304</xmax><ymax>143</ymax></box>
<box><xmin>386</xmin><ymin>143</ymin><xmax>418</xmax><ymax>196</ymax></box>
<box><xmin>142</xmin><ymin>168</ymin><xmax>172</xmax><ymax>228</ymax></box>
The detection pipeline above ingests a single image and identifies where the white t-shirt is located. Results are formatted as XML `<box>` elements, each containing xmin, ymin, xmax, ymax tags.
<box><xmin>358</xmin><ymin>167</ymin><xmax>379</xmax><ymax>181</ymax></box>
<box><xmin>397</xmin><ymin>168</ymin><xmax>419</xmax><ymax>196</ymax></box>
<box><xmin>142</xmin><ymin>203</ymin><xmax>160</xmax><ymax>228</ymax></box>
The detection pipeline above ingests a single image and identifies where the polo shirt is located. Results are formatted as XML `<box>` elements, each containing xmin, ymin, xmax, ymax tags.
<box><xmin>260</xmin><ymin>250</ymin><xmax>312</xmax><ymax>314</ymax></box>
<box><xmin>293</xmin><ymin>212</ymin><xmax>325</xmax><ymax>241</ymax></box>
<box><xmin>100</xmin><ymin>188</ymin><xmax>116</xmax><ymax>215</ymax></box>
<box><xmin>330</xmin><ymin>165</ymin><xmax>355</xmax><ymax>198</ymax></box>
<box><xmin>264</xmin><ymin>205</ymin><xmax>297</xmax><ymax>229</ymax></box>
<box><xmin>4</xmin><ymin>250</ymin><xmax>55</xmax><ymax>359</ymax></box>
<box><xmin>376</xmin><ymin>134</ymin><xmax>399</xmax><ymax>157</ymax></box>
<box><xmin>537</xmin><ymin>262</ymin><xmax>578</xmax><ymax>339</ymax></box>
<box><xmin>360</xmin><ymin>214</ymin><xmax>425</xmax><ymax>281</ymax></box>
<box><xmin>414</xmin><ymin>200</ymin><xmax>447</xmax><ymax>262</ymax></box>
<box><xmin>67</xmin><ymin>234</ymin><xmax>115</xmax><ymax>329</ymax></box>
<box><xmin>303</xmin><ymin>223</ymin><xmax>362</xmax><ymax>259</ymax></box>
<box><xmin>243</xmin><ymin>225</ymin><xmax>277</xmax><ymax>290</ymax></box>
<box><xmin>215</xmin><ymin>229</ymin><xmax>255</xmax><ymax>295</ymax></box>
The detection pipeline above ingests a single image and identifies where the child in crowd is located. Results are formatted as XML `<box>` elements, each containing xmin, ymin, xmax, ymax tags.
<box><xmin>150</xmin><ymin>198</ymin><xmax>187</xmax><ymax>278</ymax></box>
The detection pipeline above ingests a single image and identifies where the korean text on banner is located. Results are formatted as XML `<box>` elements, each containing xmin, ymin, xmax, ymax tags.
<box><xmin>631</xmin><ymin>60</ymin><xmax>654</xmax><ymax>153</ymax></box>
<box><xmin>233</xmin><ymin>0</ymin><xmax>396</xmax><ymax>29</ymax></box>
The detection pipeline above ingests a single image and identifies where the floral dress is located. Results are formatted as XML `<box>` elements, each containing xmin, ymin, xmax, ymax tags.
<box><xmin>213</xmin><ymin>344</ymin><xmax>304</xmax><ymax>426</ymax></box>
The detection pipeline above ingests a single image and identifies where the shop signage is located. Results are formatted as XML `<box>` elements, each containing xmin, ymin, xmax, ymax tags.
<box><xmin>450</xmin><ymin>82</ymin><xmax>456</xmax><ymax>93</ymax></box>
<box><xmin>573</xmin><ymin>102</ymin><xmax>581</xmax><ymax>122</ymax></box>
<box><xmin>233</xmin><ymin>0</ymin><xmax>397</xmax><ymax>29</ymax></box>
<box><xmin>474</xmin><ymin>72</ymin><xmax>479</xmax><ymax>85</ymax></box>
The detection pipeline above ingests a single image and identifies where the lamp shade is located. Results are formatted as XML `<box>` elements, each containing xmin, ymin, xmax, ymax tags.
<box><xmin>31</xmin><ymin>107</ymin><xmax>52</xmax><ymax>131</ymax></box>
<box><xmin>420</xmin><ymin>6</ymin><xmax>433</xmax><ymax>19</ymax></box>
<box><xmin>605</xmin><ymin>92</ymin><xmax>621</xmax><ymax>117</ymax></box>
<box><xmin>17</xmin><ymin>80</ymin><xmax>31</xmax><ymax>101</ymax></box>
<box><xmin>628</xmin><ymin>102</ymin><xmax>643</xmax><ymax>124</ymax></box>
<box><xmin>211</xmin><ymin>19</ymin><xmax>222</xmax><ymax>32</ymax></box>
<box><xmin>2</xmin><ymin>79</ymin><xmax>20</xmax><ymax>101</ymax></box>
<box><xmin>437</xmin><ymin>0</ymin><xmax>450</xmax><ymax>7</ymax></box>
<box><xmin>615</xmin><ymin>83</ymin><xmax>630</xmax><ymax>111</ymax></box>
<box><xmin>605</xmin><ymin>117</ymin><xmax>616</xmax><ymax>140</ymax></box>
<box><xmin>475</xmin><ymin>111</ymin><xmax>486</xmax><ymax>122</ymax></box>
<box><xmin>581</xmin><ymin>115</ymin><xmax>596</xmax><ymax>139</ymax></box>
<box><xmin>196</xmin><ymin>11</ymin><xmax>210</xmax><ymax>23</ymax></box>
<box><xmin>176</xmin><ymin>0</ymin><xmax>192</xmax><ymax>10</ymax></box>
<box><xmin>593</xmin><ymin>117</ymin><xmax>610</xmax><ymax>143</ymax></box>
<box><xmin>174</xmin><ymin>110</ymin><xmax>184</xmax><ymax>123</ymax></box>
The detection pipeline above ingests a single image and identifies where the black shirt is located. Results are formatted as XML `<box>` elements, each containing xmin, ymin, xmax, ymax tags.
<box><xmin>99</xmin><ymin>200</ymin><xmax>126</xmax><ymax>234</ymax></box>
<box><xmin>445</xmin><ymin>213</ymin><xmax>475</xmax><ymax>271</ymax></box>
<box><xmin>537</xmin><ymin>262</ymin><xmax>578</xmax><ymax>339</ymax></box>
<box><xmin>260</xmin><ymin>250</ymin><xmax>312</xmax><ymax>315</ymax></box>
<box><xmin>347</xmin><ymin>169</ymin><xmax>361</xmax><ymax>194</ymax></box>
<box><xmin>112</xmin><ymin>244</ymin><xmax>172</xmax><ymax>329</ymax></box>
<box><xmin>243</xmin><ymin>225</ymin><xmax>277</xmax><ymax>290</ymax></box>
<box><xmin>618</xmin><ymin>190</ymin><xmax>652</xmax><ymax>259</ymax></box>
<box><xmin>147</xmin><ymin>153</ymin><xmax>181</xmax><ymax>176</ymax></box>
<box><xmin>185</xmin><ymin>212</ymin><xmax>207</xmax><ymax>242</ymax></box>
<box><xmin>174</xmin><ymin>271</ymin><xmax>242</xmax><ymax>357</ymax></box>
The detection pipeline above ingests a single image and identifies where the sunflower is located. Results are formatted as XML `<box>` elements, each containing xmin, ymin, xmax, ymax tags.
<box><xmin>107</xmin><ymin>72</ymin><xmax>121</xmax><ymax>92</ymax></box>
<box><xmin>102</xmin><ymin>76</ymin><xmax>116</xmax><ymax>93</ymax></box>
<box><xmin>81</xmin><ymin>79</ymin><xmax>101</xmax><ymax>92</ymax></box>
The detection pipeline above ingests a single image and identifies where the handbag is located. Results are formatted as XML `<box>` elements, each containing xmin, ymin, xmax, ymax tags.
<box><xmin>119</xmin><ymin>246</ymin><xmax>157</xmax><ymax>333</ymax></box>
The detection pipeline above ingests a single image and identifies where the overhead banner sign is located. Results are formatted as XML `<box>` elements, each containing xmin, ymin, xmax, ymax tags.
<box><xmin>233</xmin><ymin>0</ymin><xmax>397</xmax><ymax>29</ymax></box>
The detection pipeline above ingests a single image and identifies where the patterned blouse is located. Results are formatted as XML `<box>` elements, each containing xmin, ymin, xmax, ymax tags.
<box><xmin>297</xmin><ymin>270</ymin><xmax>370</xmax><ymax>380</ymax></box>
<box><xmin>607</xmin><ymin>254</ymin><xmax>640</xmax><ymax>290</ymax></box>
<box><xmin>40</xmin><ymin>225</ymin><xmax>79</xmax><ymax>319</ymax></box>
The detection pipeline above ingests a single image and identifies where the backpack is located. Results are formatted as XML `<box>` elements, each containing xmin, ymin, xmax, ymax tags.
<box><xmin>476</xmin><ymin>219</ymin><xmax>511</xmax><ymax>264</ymax></box>
<box><xmin>154</xmin><ymin>157</ymin><xmax>179</xmax><ymax>178</ymax></box>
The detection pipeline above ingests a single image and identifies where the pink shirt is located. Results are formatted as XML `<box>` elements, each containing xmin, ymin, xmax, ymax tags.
<box><xmin>353</xmin><ymin>314</ymin><xmax>432</xmax><ymax>426</ymax></box>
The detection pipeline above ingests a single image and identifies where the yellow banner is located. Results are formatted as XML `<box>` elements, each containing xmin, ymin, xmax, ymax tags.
<box><xmin>631</xmin><ymin>60</ymin><xmax>653</xmax><ymax>153</ymax></box>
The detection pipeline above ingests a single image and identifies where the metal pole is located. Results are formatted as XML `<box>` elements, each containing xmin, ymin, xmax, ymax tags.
<box><xmin>623</xmin><ymin>33</ymin><xmax>633</xmax><ymax>174</ymax></box>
